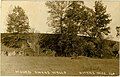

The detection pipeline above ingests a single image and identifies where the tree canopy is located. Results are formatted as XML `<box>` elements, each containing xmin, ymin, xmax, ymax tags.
<box><xmin>7</xmin><ymin>6</ymin><xmax>30</xmax><ymax>33</ymax></box>
<box><xmin>45</xmin><ymin>1</ymin><xmax>114</xmax><ymax>57</ymax></box>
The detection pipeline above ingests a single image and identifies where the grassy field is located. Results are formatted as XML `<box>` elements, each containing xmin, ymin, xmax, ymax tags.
<box><xmin>0</xmin><ymin>56</ymin><xmax>119</xmax><ymax>76</ymax></box>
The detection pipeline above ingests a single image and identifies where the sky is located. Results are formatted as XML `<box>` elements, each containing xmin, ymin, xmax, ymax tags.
<box><xmin>1</xmin><ymin>0</ymin><xmax>120</xmax><ymax>41</ymax></box>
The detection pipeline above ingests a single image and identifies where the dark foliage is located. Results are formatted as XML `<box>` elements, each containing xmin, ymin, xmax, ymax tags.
<box><xmin>1</xmin><ymin>33</ymin><xmax>119</xmax><ymax>58</ymax></box>
<box><xmin>1</xmin><ymin>33</ymin><xmax>29</xmax><ymax>48</ymax></box>
<box><xmin>38</xmin><ymin>33</ymin><xmax>119</xmax><ymax>58</ymax></box>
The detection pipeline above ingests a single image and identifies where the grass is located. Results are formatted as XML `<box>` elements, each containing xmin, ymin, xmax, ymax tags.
<box><xmin>0</xmin><ymin>56</ymin><xmax>119</xmax><ymax>76</ymax></box>
<box><xmin>0</xmin><ymin>44</ymin><xmax>119</xmax><ymax>76</ymax></box>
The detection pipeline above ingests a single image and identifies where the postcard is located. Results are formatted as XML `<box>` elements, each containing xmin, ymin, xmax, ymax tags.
<box><xmin>0</xmin><ymin>0</ymin><xmax>119</xmax><ymax>76</ymax></box>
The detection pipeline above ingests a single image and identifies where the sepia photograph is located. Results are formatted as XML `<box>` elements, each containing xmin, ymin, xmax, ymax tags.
<box><xmin>0</xmin><ymin>0</ymin><xmax>120</xmax><ymax>76</ymax></box>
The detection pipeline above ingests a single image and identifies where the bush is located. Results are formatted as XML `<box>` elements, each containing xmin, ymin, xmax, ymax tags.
<box><xmin>112</xmin><ymin>42</ymin><xmax>119</xmax><ymax>58</ymax></box>
<box><xmin>39</xmin><ymin>48</ymin><xmax>56</xmax><ymax>56</ymax></box>
<box><xmin>24</xmin><ymin>47</ymin><xmax>35</xmax><ymax>56</ymax></box>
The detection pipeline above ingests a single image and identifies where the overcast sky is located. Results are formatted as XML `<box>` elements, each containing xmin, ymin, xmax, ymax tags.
<box><xmin>1</xmin><ymin>0</ymin><xmax>120</xmax><ymax>41</ymax></box>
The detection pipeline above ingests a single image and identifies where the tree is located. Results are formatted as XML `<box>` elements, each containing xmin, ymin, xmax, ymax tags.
<box><xmin>63</xmin><ymin>1</ymin><xmax>98</xmax><ymax>56</ymax></box>
<box><xmin>46</xmin><ymin>1</ymin><xmax>112</xmax><ymax>57</ymax></box>
<box><xmin>46</xmin><ymin>1</ymin><xmax>85</xmax><ymax>56</ymax></box>
<box><xmin>64</xmin><ymin>1</ymin><xmax>94</xmax><ymax>36</ymax></box>
<box><xmin>64</xmin><ymin>1</ymin><xmax>111</xmax><ymax>43</ymax></box>
<box><xmin>3</xmin><ymin>6</ymin><xmax>30</xmax><ymax>50</ymax></box>
<box><xmin>46</xmin><ymin>1</ymin><xmax>96</xmax><ymax>57</ymax></box>
<box><xmin>45</xmin><ymin>1</ymin><xmax>71</xmax><ymax>34</ymax></box>
<box><xmin>46</xmin><ymin>1</ymin><xmax>71</xmax><ymax>56</ymax></box>
<box><xmin>28</xmin><ymin>33</ymin><xmax>40</xmax><ymax>55</ymax></box>
<box><xmin>7</xmin><ymin>6</ymin><xmax>30</xmax><ymax>33</ymax></box>
<box><xmin>91</xmin><ymin>1</ymin><xmax>112</xmax><ymax>58</ymax></box>
<box><xmin>92</xmin><ymin>1</ymin><xmax>111</xmax><ymax>38</ymax></box>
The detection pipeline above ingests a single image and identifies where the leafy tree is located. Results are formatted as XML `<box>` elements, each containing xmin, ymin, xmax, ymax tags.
<box><xmin>90</xmin><ymin>1</ymin><xmax>112</xmax><ymax>58</ymax></box>
<box><xmin>45</xmin><ymin>1</ymin><xmax>69</xmax><ymax>34</ymax></box>
<box><xmin>3</xmin><ymin>6</ymin><xmax>30</xmax><ymax>49</ymax></box>
<box><xmin>46</xmin><ymin>1</ymin><xmax>96</xmax><ymax>57</ymax></box>
<box><xmin>63</xmin><ymin>1</ymin><xmax>97</xmax><ymax>56</ymax></box>
<box><xmin>64</xmin><ymin>1</ymin><xmax>94</xmax><ymax>36</ymax></box>
<box><xmin>46</xmin><ymin>1</ymin><xmax>85</xmax><ymax>56</ymax></box>
<box><xmin>91</xmin><ymin>1</ymin><xmax>111</xmax><ymax>38</ymax></box>
<box><xmin>46</xmin><ymin>1</ymin><xmax>70</xmax><ymax>56</ymax></box>
<box><xmin>7</xmin><ymin>6</ymin><xmax>30</xmax><ymax>33</ymax></box>
<box><xmin>46</xmin><ymin>1</ymin><xmax>84</xmax><ymax>33</ymax></box>
<box><xmin>46</xmin><ymin>1</ymin><xmax>112</xmax><ymax>58</ymax></box>
<box><xmin>62</xmin><ymin>1</ymin><xmax>85</xmax><ymax>56</ymax></box>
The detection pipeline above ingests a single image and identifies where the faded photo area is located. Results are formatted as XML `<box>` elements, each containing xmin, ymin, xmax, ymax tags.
<box><xmin>0</xmin><ymin>0</ymin><xmax>120</xmax><ymax>76</ymax></box>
